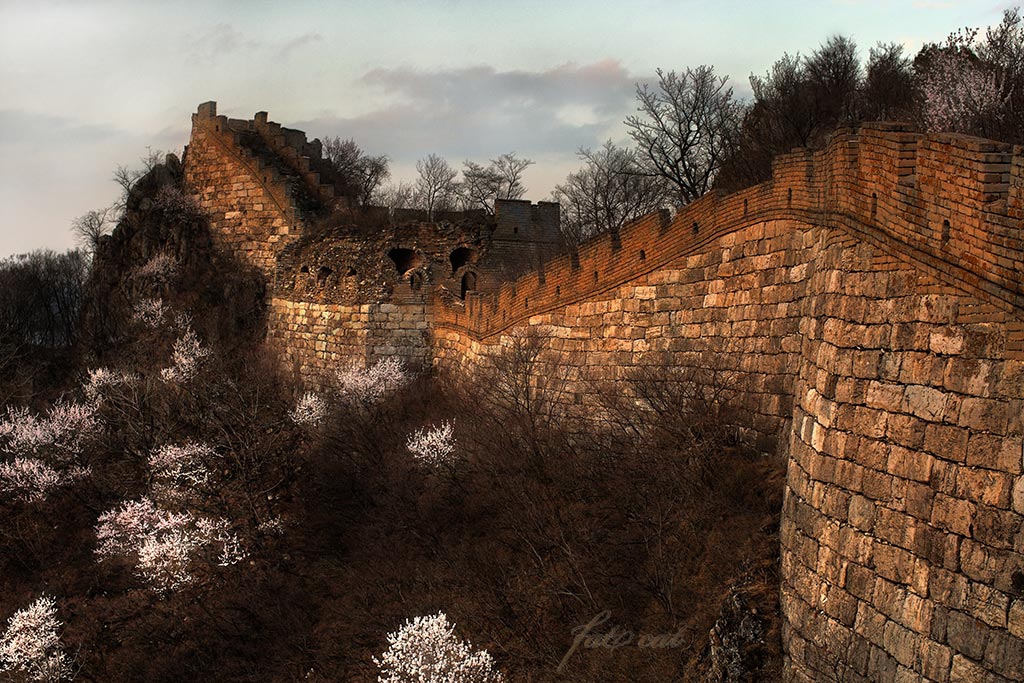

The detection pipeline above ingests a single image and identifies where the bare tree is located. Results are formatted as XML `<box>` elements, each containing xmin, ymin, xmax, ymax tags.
<box><xmin>372</xmin><ymin>181</ymin><xmax>416</xmax><ymax>214</ymax></box>
<box><xmin>414</xmin><ymin>154</ymin><xmax>459</xmax><ymax>220</ymax></box>
<box><xmin>862</xmin><ymin>42</ymin><xmax>919</xmax><ymax>121</ymax></box>
<box><xmin>0</xmin><ymin>250</ymin><xmax>88</xmax><ymax>348</ymax></box>
<box><xmin>491</xmin><ymin>152</ymin><xmax>532</xmax><ymax>202</ymax></box>
<box><xmin>551</xmin><ymin>141</ymin><xmax>671</xmax><ymax>245</ymax></box>
<box><xmin>71</xmin><ymin>206</ymin><xmax>114</xmax><ymax>255</ymax></box>
<box><xmin>805</xmin><ymin>35</ymin><xmax>862</xmax><ymax>126</ymax></box>
<box><xmin>626</xmin><ymin>66</ymin><xmax>742</xmax><ymax>205</ymax></box>
<box><xmin>322</xmin><ymin>137</ymin><xmax>390</xmax><ymax>206</ymax></box>
<box><xmin>112</xmin><ymin>147</ymin><xmax>164</xmax><ymax>216</ymax></box>
<box><xmin>459</xmin><ymin>160</ymin><xmax>503</xmax><ymax>212</ymax></box>
<box><xmin>458</xmin><ymin>152</ymin><xmax>532</xmax><ymax>213</ymax></box>
<box><xmin>717</xmin><ymin>35</ymin><xmax>868</xmax><ymax>190</ymax></box>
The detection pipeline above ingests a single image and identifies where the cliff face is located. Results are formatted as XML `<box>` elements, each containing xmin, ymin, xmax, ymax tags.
<box><xmin>181</xmin><ymin>100</ymin><xmax>1024</xmax><ymax>682</ymax></box>
<box><xmin>85</xmin><ymin>153</ymin><xmax>265</xmax><ymax>359</ymax></box>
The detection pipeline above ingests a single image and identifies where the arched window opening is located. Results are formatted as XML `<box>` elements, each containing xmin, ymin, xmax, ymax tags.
<box><xmin>388</xmin><ymin>248</ymin><xmax>420</xmax><ymax>275</ymax></box>
<box><xmin>449</xmin><ymin>247</ymin><xmax>473</xmax><ymax>274</ymax></box>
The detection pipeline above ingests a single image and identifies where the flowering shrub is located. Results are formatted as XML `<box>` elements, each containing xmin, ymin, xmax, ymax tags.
<box><xmin>0</xmin><ymin>595</ymin><xmax>73</xmax><ymax>682</ymax></box>
<box><xmin>288</xmin><ymin>392</ymin><xmax>328</xmax><ymax>427</ymax></box>
<box><xmin>83</xmin><ymin>367</ymin><xmax>137</xmax><ymax>401</ymax></box>
<box><xmin>152</xmin><ymin>185</ymin><xmax>203</xmax><ymax>223</ymax></box>
<box><xmin>256</xmin><ymin>516</ymin><xmax>285</xmax><ymax>536</ymax></box>
<box><xmin>336</xmin><ymin>357</ymin><xmax>410</xmax><ymax>406</ymax></box>
<box><xmin>131</xmin><ymin>298</ymin><xmax>167</xmax><ymax>328</ymax></box>
<box><xmin>374</xmin><ymin>612</ymin><xmax>504</xmax><ymax>683</ymax></box>
<box><xmin>406</xmin><ymin>421</ymin><xmax>457</xmax><ymax>470</ymax></box>
<box><xmin>922</xmin><ymin>51</ymin><xmax>1007</xmax><ymax>134</ymax></box>
<box><xmin>0</xmin><ymin>458</ymin><xmax>89</xmax><ymax>504</ymax></box>
<box><xmin>0</xmin><ymin>401</ymin><xmax>99</xmax><ymax>461</ymax></box>
<box><xmin>159</xmin><ymin>327</ymin><xmax>212</xmax><ymax>383</ymax></box>
<box><xmin>149</xmin><ymin>442</ymin><xmax>215</xmax><ymax>491</ymax></box>
<box><xmin>132</xmin><ymin>251</ymin><xmax>178</xmax><ymax>281</ymax></box>
<box><xmin>95</xmin><ymin>497</ymin><xmax>246</xmax><ymax>593</ymax></box>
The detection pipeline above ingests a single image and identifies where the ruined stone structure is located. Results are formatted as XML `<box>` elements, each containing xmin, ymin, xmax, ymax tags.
<box><xmin>183</xmin><ymin>102</ymin><xmax>1024</xmax><ymax>682</ymax></box>
<box><xmin>184</xmin><ymin>102</ymin><xmax>563</xmax><ymax>376</ymax></box>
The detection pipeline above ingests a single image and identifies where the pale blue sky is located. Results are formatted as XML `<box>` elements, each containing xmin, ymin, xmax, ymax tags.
<box><xmin>0</xmin><ymin>0</ymin><xmax>1013</xmax><ymax>256</ymax></box>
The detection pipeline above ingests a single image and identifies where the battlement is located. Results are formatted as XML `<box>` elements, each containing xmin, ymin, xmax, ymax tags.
<box><xmin>193</xmin><ymin>102</ymin><xmax>341</xmax><ymax>208</ymax></box>
<box><xmin>436</xmin><ymin>122</ymin><xmax>1024</xmax><ymax>340</ymax></box>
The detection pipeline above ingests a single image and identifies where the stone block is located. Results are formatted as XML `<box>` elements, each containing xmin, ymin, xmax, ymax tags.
<box><xmin>967</xmin><ymin>434</ymin><xmax>1023</xmax><ymax>474</ymax></box>
<box><xmin>903</xmin><ymin>385</ymin><xmax>949</xmax><ymax>421</ymax></box>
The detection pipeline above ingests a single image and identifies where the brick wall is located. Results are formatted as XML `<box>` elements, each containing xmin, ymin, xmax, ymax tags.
<box><xmin>183</xmin><ymin>103</ymin><xmax>1024</xmax><ymax>680</ymax></box>
<box><xmin>267</xmin><ymin>294</ymin><xmax>434</xmax><ymax>390</ymax></box>
<box><xmin>183</xmin><ymin>102</ymin><xmax>305</xmax><ymax>279</ymax></box>
<box><xmin>430</xmin><ymin>124</ymin><xmax>1024</xmax><ymax>681</ymax></box>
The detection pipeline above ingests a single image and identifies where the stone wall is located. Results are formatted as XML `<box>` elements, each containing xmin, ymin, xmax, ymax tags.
<box><xmin>267</xmin><ymin>293</ymin><xmax>434</xmax><ymax>389</ymax></box>
<box><xmin>784</xmin><ymin>233</ymin><xmax>1023</xmax><ymax>682</ymax></box>
<box><xmin>434</xmin><ymin>218</ymin><xmax>811</xmax><ymax>451</ymax></box>
<box><xmin>429</xmin><ymin>124</ymin><xmax>1024</xmax><ymax>682</ymax></box>
<box><xmin>184</xmin><ymin>101</ymin><xmax>1024</xmax><ymax>680</ymax></box>
<box><xmin>184</xmin><ymin>102</ymin><xmax>303</xmax><ymax>279</ymax></box>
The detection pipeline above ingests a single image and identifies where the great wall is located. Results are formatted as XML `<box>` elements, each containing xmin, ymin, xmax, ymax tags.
<box><xmin>183</xmin><ymin>102</ymin><xmax>1024</xmax><ymax>682</ymax></box>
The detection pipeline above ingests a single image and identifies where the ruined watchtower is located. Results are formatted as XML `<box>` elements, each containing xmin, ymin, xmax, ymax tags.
<box><xmin>183</xmin><ymin>101</ymin><xmax>565</xmax><ymax>381</ymax></box>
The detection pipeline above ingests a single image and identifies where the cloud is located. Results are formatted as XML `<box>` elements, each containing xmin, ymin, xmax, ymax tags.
<box><xmin>185</xmin><ymin>23</ymin><xmax>261</xmax><ymax>64</ymax></box>
<box><xmin>293</xmin><ymin>61</ymin><xmax>642</xmax><ymax>164</ymax></box>
<box><xmin>0</xmin><ymin>110</ymin><xmax>122</xmax><ymax>146</ymax></box>
<box><xmin>184</xmin><ymin>25</ymin><xmax>321</xmax><ymax>64</ymax></box>
<box><xmin>279</xmin><ymin>32</ymin><xmax>323</xmax><ymax>59</ymax></box>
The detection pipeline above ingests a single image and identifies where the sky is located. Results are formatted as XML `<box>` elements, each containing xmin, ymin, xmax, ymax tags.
<box><xmin>0</xmin><ymin>0</ymin><xmax>1014</xmax><ymax>257</ymax></box>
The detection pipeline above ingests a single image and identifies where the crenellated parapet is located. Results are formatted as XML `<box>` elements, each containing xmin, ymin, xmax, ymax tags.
<box><xmin>434</xmin><ymin>123</ymin><xmax>1024</xmax><ymax>343</ymax></box>
<box><xmin>185</xmin><ymin>101</ymin><xmax>313</xmax><ymax>277</ymax></box>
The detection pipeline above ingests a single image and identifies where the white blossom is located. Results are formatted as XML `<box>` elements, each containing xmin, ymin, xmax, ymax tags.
<box><xmin>336</xmin><ymin>357</ymin><xmax>410</xmax><ymax>406</ymax></box>
<box><xmin>133</xmin><ymin>251</ymin><xmax>178</xmax><ymax>281</ymax></box>
<box><xmin>195</xmin><ymin>517</ymin><xmax>247</xmax><ymax>567</ymax></box>
<box><xmin>289</xmin><ymin>392</ymin><xmax>327</xmax><ymax>427</ymax></box>
<box><xmin>374</xmin><ymin>612</ymin><xmax>504</xmax><ymax>683</ymax></box>
<box><xmin>0</xmin><ymin>595</ymin><xmax>73</xmax><ymax>682</ymax></box>
<box><xmin>256</xmin><ymin>516</ymin><xmax>285</xmax><ymax>536</ymax></box>
<box><xmin>136</xmin><ymin>528</ymin><xmax>201</xmax><ymax>592</ymax></box>
<box><xmin>406</xmin><ymin>421</ymin><xmax>457</xmax><ymax>470</ymax></box>
<box><xmin>95</xmin><ymin>497</ymin><xmax>244</xmax><ymax>593</ymax></box>
<box><xmin>922</xmin><ymin>51</ymin><xmax>1008</xmax><ymax>134</ymax></box>
<box><xmin>149</xmin><ymin>442</ymin><xmax>215</xmax><ymax>490</ymax></box>
<box><xmin>0</xmin><ymin>458</ymin><xmax>89</xmax><ymax>504</ymax></box>
<box><xmin>159</xmin><ymin>327</ymin><xmax>212</xmax><ymax>383</ymax></box>
<box><xmin>132</xmin><ymin>298</ymin><xmax>168</xmax><ymax>328</ymax></box>
<box><xmin>83</xmin><ymin>367</ymin><xmax>136</xmax><ymax>401</ymax></box>
<box><xmin>0</xmin><ymin>401</ymin><xmax>99</xmax><ymax>461</ymax></box>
